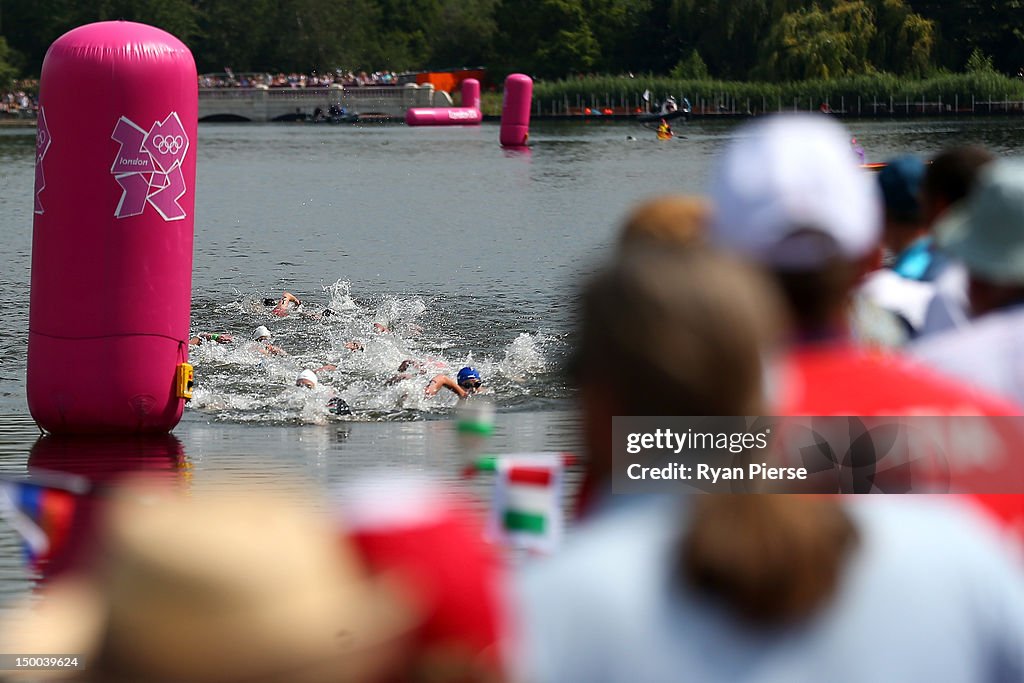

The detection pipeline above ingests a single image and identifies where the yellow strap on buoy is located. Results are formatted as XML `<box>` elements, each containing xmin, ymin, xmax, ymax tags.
<box><xmin>175</xmin><ymin>363</ymin><xmax>194</xmax><ymax>400</ymax></box>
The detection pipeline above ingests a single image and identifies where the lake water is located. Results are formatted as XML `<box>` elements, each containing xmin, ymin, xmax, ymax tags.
<box><xmin>1</xmin><ymin>116</ymin><xmax>1023</xmax><ymax>598</ymax></box>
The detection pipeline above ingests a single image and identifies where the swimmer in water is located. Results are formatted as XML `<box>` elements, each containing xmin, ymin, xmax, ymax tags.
<box><xmin>189</xmin><ymin>332</ymin><xmax>233</xmax><ymax>346</ymax></box>
<box><xmin>252</xmin><ymin>325</ymin><xmax>285</xmax><ymax>356</ymax></box>
<box><xmin>425</xmin><ymin>366</ymin><xmax>483</xmax><ymax>398</ymax></box>
<box><xmin>295</xmin><ymin>369</ymin><xmax>352</xmax><ymax>415</ymax></box>
<box><xmin>263</xmin><ymin>292</ymin><xmax>302</xmax><ymax>317</ymax></box>
<box><xmin>386</xmin><ymin>359</ymin><xmax>425</xmax><ymax>386</ymax></box>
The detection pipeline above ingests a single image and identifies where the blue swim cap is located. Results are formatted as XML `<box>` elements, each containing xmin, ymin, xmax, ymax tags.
<box><xmin>457</xmin><ymin>367</ymin><xmax>481</xmax><ymax>386</ymax></box>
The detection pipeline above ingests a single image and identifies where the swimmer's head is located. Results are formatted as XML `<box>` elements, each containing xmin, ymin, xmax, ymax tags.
<box><xmin>263</xmin><ymin>298</ymin><xmax>278</xmax><ymax>307</ymax></box>
<box><xmin>373</xmin><ymin>322</ymin><xmax>389</xmax><ymax>333</ymax></box>
<box><xmin>457</xmin><ymin>366</ymin><xmax>482</xmax><ymax>390</ymax></box>
<box><xmin>328</xmin><ymin>397</ymin><xmax>351</xmax><ymax>415</ymax></box>
<box><xmin>252</xmin><ymin>325</ymin><xmax>272</xmax><ymax>341</ymax></box>
<box><xmin>296</xmin><ymin>369</ymin><xmax>318</xmax><ymax>389</ymax></box>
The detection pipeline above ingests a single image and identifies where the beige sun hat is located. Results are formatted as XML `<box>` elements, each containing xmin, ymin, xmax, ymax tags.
<box><xmin>1</xmin><ymin>481</ymin><xmax>417</xmax><ymax>683</ymax></box>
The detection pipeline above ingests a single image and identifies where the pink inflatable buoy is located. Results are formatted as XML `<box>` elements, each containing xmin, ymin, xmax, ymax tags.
<box><xmin>406</xmin><ymin>78</ymin><xmax>482</xmax><ymax>126</ymax></box>
<box><xmin>28</xmin><ymin>21</ymin><xmax>197</xmax><ymax>434</ymax></box>
<box><xmin>499</xmin><ymin>74</ymin><xmax>532</xmax><ymax>147</ymax></box>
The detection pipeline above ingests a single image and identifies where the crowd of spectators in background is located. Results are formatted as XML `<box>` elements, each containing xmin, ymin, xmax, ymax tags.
<box><xmin>1</xmin><ymin>69</ymin><xmax>403</xmax><ymax>116</ymax></box>
<box><xmin>0</xmin><ymin>81</ymin><xmax>39</xmax><ymax>117</ymax></box>
<box><xmin>198</xmin><ymin>69</ymin><xmax>401</xmax><ymax>89</ymax></box>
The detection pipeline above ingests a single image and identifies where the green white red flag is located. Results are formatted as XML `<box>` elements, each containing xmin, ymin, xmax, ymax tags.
<box><xmin>489</xmin><ymin>453</ymin><xmax>563</xmax><ymax>553</ymax></box>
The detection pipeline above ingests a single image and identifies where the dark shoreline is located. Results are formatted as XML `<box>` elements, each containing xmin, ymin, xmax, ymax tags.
<box><xmin>5</xmin><ymin>111</ymin><xmax>1023</xmax><ymax>128</ymax></box>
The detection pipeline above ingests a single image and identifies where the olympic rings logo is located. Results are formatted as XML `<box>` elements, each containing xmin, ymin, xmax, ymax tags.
<box><xmin>151</xmin><ymin>134</ymin><xmax>185</xmax><ymax>155</ymax></box>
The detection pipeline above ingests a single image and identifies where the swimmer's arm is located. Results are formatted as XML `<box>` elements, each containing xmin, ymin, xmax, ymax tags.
<box><xmin>189</xmin><ymin>333</ymin><xmax>232</xmax><ymax>345</ymax></box>
<box><xmin>259</xmin><ymin>343</ymin><xmax>285</xmax><ymax>356</ymax></box>
<box><xmin>272</xmin><ymin>292</ymin><xmax>301</xmax><ymax>315</ymax></box>
<box><xmin>425</xmin><ymin>374</ymin><xmax>466</xmax><ymax>398</ymax></box>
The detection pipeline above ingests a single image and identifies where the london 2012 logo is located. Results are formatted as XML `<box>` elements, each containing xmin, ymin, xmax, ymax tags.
<box><xmin>110</xmin><ymin>112</ymin><xmax>189</xmax><ymax>221</ymax></box>
<box><xmin>34</xmin><ymin>106</ymin><xmax>52</xmax><ymax>215</ymax></box>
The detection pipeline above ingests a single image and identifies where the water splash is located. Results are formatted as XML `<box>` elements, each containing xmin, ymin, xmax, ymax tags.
<box><xmin>185</xmin><ymin>280</ymin><xmax>565</xmax><ymax>424</ymax></box>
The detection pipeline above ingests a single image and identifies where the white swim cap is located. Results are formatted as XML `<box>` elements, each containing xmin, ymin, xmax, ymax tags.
<box><xmin>296</xmin><ymin>369</ymin><xmax>318</xmax><ymax>388</ymax></box>
<box><xmin>253</xmin><ymin>325</ymin><xmax>271</xmax><ymax>341</ymax></box>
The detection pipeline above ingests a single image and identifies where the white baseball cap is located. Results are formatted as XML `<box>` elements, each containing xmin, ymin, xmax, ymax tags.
<box><xmin>296</xmin><ymin>369</ymin><xmax>318</xmax><ymax>388</ymax></box>
<box><xmin>708</xmin><ymin>114</ymin><xmax>881</xmax><ymax>269</ymax></box>
<box><xmin>252</xmin><ymin>325</ymin><xmax>272</xmax><ymax>341</ymax></box>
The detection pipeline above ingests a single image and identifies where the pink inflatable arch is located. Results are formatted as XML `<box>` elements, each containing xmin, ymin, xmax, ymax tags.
<box><xmin>28</xmin><ymin>21</ymin><xmax>197</xmax><ymax>434</ymax></box>
<box><xmin>499</xmin><ymin>74</ymin><xmax>532</xmax><ymax>147</ymax></box>
<box><xmin>406</xmin><ymin>78</ymin><xmax>482</xmax><ymax>126</ymax></box>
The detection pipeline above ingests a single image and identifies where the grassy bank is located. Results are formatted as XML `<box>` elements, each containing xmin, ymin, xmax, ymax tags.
<box><xmin>481</xmin><ymin>72</ymin><xmax>1024</xmax><ymax>117</ymax></box>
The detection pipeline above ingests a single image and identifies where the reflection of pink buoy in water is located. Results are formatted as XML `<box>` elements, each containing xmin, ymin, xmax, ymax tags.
<box><xmin>406</xmin><ymin>78</ymin><xmax>482</xmax><ymax>126</ymax></box>
<box><xmin>26</xmin><ymin>433</ymin><xmax>186</xmax><ymax>580</ymax></box>
<box><xmin>27</xmin><ymin>21</ymin><xmax>197</xmax><ymax>434</ymax></box>
<box><xmin>499</xmin><ymin>74</ymin><xmax>532</xmax><ymax>148</ymax></box>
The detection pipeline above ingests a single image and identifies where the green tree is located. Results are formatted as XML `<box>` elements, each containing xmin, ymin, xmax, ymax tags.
<box><xmin>0</xmin><ymin>37</ymin><xmax>18</xmax><ymax>90</ymax></box>
<box><xmin>493</xmin><ymin>0</ymin><xmax>600</xmax><ymax>78</ymax></box>
<box><xmin>868</xmin><ymin>0</ymin><xmax>935</xmax><ymax>75</ymax></box>
<box><xmin>427</xmin><ymin>0</ymin><xmax>498</xmax><ymax>68</ymax></box>
<box><xmin>671</xmin><ymin>48</ymin><xmax>709</xmax><ymax>79</ymax></box>
<box><xmin>583</xmin><ymin>0</ymin><xmax>652</xmax><ymax>73</ymax></box>
<box><xmin>269</xmin><ymin>0</ymin><xmax>384</xmax><ymax>71</ymax></box>
<box><xmin>103</xmin><ymin>0</ymin><xmax>202</xmax><ymax>45</ymax></box>
<box><xmin>908</xmin><ymin>0</ymin><xmax>1024</xmax><ymax>74</ymax></box>
<box><xmin>757</xmin><ymin>1</ymin><xmax>877</xmax><ymax>80</ymax></box>
<box><xmin>966</xmin><ymin>46</ymin><xmax>996</xmax><ymax>72</ymax></box>
<box><xmin>668</xmin><ymin>0</ymin><xmax>771</xmax><ymax>78</ymax></box>
<box><xmin>194</xmin><ymin>0</ymin><xmax>278</xmax><ymax>72</ymax></box>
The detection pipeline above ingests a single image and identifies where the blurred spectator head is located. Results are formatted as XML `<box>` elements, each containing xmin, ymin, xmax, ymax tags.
<box><xmin>709</xmin><ymin>114</ymin><xmax>881</xmax><ymax>270</ymax></box>
<box><xmin>936</xmin><ymin>159</ymin><xmax>1024</xmax><ymax>316</ymax></box>
<box><xmin>708</xmin><ymin>114</ymin><xmax>883</xmax><ymax>335</ymax></box>
<box><xmin>878</xmin><ymin>155</ymin><xmax>925</xmax><ymax>223</ymax></box>
<box><xmin>877</xmin><ymin>155</ymin><xmax>927</xmax><ymax>253</ymax></box>
<box><xmin>618</xmin><ymin>194</ymin><xmax>708</xmax><ymax>251</ymax></box>
<box><xmin>920</xmin><ymin>144</ymin><xmax>995</xmax><ymax>228</ymax></box>
<box><xmin>2</xmin><ymin>481</ymin><xmax>416</xmax><ymax>683</ymax></box>
<box><xmin>571</xmin><ymin>247</ymin><xmax>782</xmax><ymax>491</ymax></box>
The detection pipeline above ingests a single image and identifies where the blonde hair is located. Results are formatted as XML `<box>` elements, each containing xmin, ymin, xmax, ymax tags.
<box><xmin>575</xmin><ymin>246</ymin><xmax>857</xmax><ymax>625</ymax></box>
<box><xmin>618</xmin><ymin>195</ymin><xmax>708</xmax><ymax>251</ymax></box>
<box><xmin>575</xmin><ymin>246</ymin><xmax>774</xmax><ymax>416</ymax></box>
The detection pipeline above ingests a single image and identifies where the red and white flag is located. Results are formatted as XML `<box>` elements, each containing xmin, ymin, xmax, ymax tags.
<box><xmin>489</xmin><ymin>454</ymin><xmax>564</xmax><ymax>553</ymax></box>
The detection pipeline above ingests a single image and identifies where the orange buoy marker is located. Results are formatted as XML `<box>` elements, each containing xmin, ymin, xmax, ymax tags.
<box><xmin>499</xmin><ymin>74</ymin><xmax>532</xmax><ymax>147</ymax></box>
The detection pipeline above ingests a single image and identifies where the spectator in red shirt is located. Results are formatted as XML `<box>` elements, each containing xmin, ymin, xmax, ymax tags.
<box><xmin>707</xmin><ymin>114</ymin><xmax>1023</xmax><ymax>529</ymax></box>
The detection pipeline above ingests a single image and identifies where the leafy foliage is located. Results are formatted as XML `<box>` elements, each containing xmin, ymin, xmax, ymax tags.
<box><xmin>0</xmin><ymin>38</ymin><xmax>18</xmax><ymax>91</ymax></box>
<box><xmin>1</xmin><ymin>0</ymin><xmax>1022</xmax><ymax>82</ymax></box>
